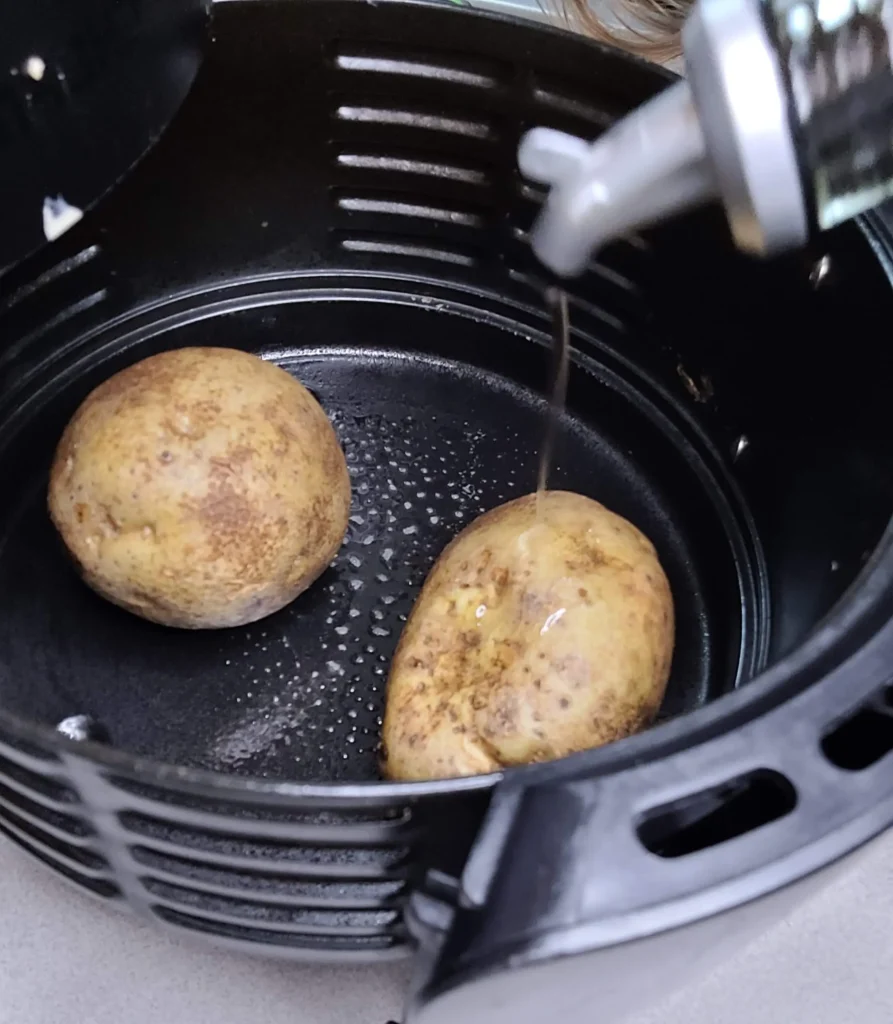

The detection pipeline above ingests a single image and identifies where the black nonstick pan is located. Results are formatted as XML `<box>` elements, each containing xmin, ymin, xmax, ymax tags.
<box><xmin>1</xmin><ymin>0</ymin><xmax>893</xmax><ymax>999</ymax></box>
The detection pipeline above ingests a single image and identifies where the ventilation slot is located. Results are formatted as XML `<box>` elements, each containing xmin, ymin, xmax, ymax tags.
<box><xmin>0</xmin><ymin>244</ymin><xmax>108</xmax><ymax>406</ymax></box>
<box><xmin>0</xmin><ymin>731</ymin><xmax>61</xmax><ymax>766</ymax></box>
<box><xmin>506</xmin><ymin>269</ymin><xmax>625</xmax><ymax>333</ymax></box>
<box><xmin>134</xmin><ymin>846</ymin><xmax>405</xmax><ymax>908</ymax></box>
<box><xmin>0</xmin><ymin>823</ymin><xmax>119</xmax><ymax>899</ymax></box>
<box><xmin>0</xmin><ymin>751</ymin><xmax>80</xmax><ymax>812</ymax></box>
<box><xmin>144</xmin><ymin>877</ymin><xmax>401</xmax><ymax>936</ymax></box>
<box><xmin>0</xmin><ymin>780</ymin><xmax>93</xmax><ymax>844</ymax></box>
<box><xmin>0</xmin><ymin>245</ymin><xmax>101</xmax><ymax>318</ymax></box>
<box><xmin>106</xmin><ymin>774</ymin><xmax>411</xmax><ymax>829</ymax></box>
<box><xmin>340</xmin><ymin>238</ymin><xmax>477</xmax><ymax>268</ymax></box>
<box><xmin>335</xmin><ymin>153</ymin><xmax>489</xmax><ymax>187</ymax></box>
<box><xmin>336</xmin><ymin>107</ymin><xmax>493</xmax><ymax>140</ymax></box>
<box><xmin>336</xmin><ymin>196</ymin><xmax>482</xmax><ymax>228</ymax></box>
<box><xmin>335</xmin><ymin>54</ymin><xmax>496</xmax><ymax>90</ymax></box>
<box><xmin>509</xmin><ymin>226</ymin><xmax>638</xmax><ymax>293</ymax></box>
<box><xmin>530</xmin><ymin>78</ymin><xmax>614</xmax><ymax>128</ymax></box>
<box><xmin>637</xmin><ymin>770</ymin><xmax>797</xmax><ymax>859</ymax></box>
<box><xmin>0</xmin><ymin>810</ymin><xmax>110</xmax><ymax>898</ymax></box>
<box><xmin>125</xmin><ymin>815</ymin><xmax>411</xmax><ymax>878</ymax></box>
<box><xmin>822</xmin><ymin>688</ymin><xmax>893</xmax><ymax>771</ymax></box>
<box><xmin>0</xmin><ymin>736</ymin><xmax>115</xmax><ymax>897</ymax></box>
<box><xmin>151</xmin><ymin>905</ymin><xmax>403</xmax><ymax>954</ymax></box>
<box><xmin>0</xmin><ymin>289</ymin><xmax>108</xmax><ymax>368</ymax></box>
<box><xmin>119</xmin><ymin>805</ymin><xmax>415</xmax><ymax>845</ymax></box>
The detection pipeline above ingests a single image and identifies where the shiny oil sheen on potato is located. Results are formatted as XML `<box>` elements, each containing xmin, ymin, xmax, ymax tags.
<box><xmin>382</xmin><ymin>491</ymin><xmax>674</xmax><ymax>781</ymax></box>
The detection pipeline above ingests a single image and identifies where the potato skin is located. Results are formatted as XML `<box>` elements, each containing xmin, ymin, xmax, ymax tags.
<box><xmin>382</xmin><ymin>491</ymin><xmax>674</xmax><ymax>781</ymax></box>
<box><xmin>48</xmin><ymin>347</ymin><xmax>350</xmax><ymax>629</ymax></box>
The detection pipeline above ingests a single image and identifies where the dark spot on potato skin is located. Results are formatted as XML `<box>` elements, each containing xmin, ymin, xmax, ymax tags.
<box><xmin>191</xmin><ymin>480</ymin><xmax>260</xmax><ymax>556</ymax></box>
<box><xmin>520</xmin><ymin>591</ymin><xmax>550</xmax><ymax>621</ymax></box>
<box><xmin>209</xmin><ymin>445</ymin><xmax>258</xmax><ymax>476</ymax></box>
<box><xmin>490</xmin><ymin>691</ymin><xmax>519</xmax><ymax>733</ymax></box>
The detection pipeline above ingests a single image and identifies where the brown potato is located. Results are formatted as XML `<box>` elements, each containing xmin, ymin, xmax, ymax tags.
<box><xmin>48</xmin><ymin>347</ymin><xmax>350</xmax><ymax>629</ymax></box>
<box><xmin>382</xmin><ymin>491</ymin><xmax>674</xmax><ymax>781</ymax></box>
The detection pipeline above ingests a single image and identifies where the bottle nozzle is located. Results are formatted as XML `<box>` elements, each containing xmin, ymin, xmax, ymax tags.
<box><xmin>518</xmin><ymin>80</ymin><xmax>715</xmax><ymax>277</ymax></box>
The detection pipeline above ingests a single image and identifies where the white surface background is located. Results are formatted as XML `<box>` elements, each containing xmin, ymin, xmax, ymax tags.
<box><xmin>1</xmin><ymin>828</ymin><xmax>893</xmax><ymax>1024</ymax></box>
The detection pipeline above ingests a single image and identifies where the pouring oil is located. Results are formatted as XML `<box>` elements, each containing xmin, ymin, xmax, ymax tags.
<box><xmin>537</xmin><ymin>286</ymin><xmax>570</xmax><ymax>507</ymax></box>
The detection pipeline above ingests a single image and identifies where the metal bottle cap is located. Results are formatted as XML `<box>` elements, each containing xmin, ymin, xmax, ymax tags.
<box><xmin>684</xmin><ymin>0</ymin><xmax>808</xmax><ymax>254</ymax></box>
<box><xmin>517</xmin><ymin>0</ymin><xmax>810</xmax><ymax>276</ymax></box>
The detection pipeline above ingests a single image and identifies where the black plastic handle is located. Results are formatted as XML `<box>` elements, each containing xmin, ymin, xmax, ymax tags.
<box><xmin>405</xmin><ymin>521</ymin><xmax>893</xmax><ymax>1021</ymax></box>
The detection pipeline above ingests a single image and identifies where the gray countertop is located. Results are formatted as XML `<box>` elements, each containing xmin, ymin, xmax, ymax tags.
<box><xmin>2</xmin><ymin>828</ymin><xmax>892</xmax><ymax>1024</ymax></box>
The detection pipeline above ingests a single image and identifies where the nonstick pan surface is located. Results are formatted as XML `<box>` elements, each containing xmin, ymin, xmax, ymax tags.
<box><xmin>0</xmin><ymin>284</ymin><xmax>765</xmax><ymax>782</ymax></box>
<box><xmin>0</xmin><ymin>0</ymin><xmax>774</xmax><ymax>791</ymax></box>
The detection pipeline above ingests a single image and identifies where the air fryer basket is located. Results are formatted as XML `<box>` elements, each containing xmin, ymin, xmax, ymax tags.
<box><xmin>1</xmin><ymin>0</ymin><xmax>893</xmax><ymax>965</ymax></box>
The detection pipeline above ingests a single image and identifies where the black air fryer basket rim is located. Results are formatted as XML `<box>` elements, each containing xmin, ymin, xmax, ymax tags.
<box><xmin>1</xmin><ymin>0</ymin><xmax>893</xmax><ymax>971</ymax></box>
<box><xmin>1</xmin><ymin>511</ymin><xmax>892</xmax><ymax>804</ymax></box>
<box><xmin>0</xmin><ymin>0</ymin><xmax>892</xmax><ymax>805</ymax></box>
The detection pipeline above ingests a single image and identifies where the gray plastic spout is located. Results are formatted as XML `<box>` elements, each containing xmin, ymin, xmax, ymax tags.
<box><xmin>518</xmin><ymin>80</ymin><xmax>715</xmax><ymax>277</ymax></box>
<box><xmin>517</xmin><ymin>0</ymin><xmax>893</xmax><ymax>277</ymax></box>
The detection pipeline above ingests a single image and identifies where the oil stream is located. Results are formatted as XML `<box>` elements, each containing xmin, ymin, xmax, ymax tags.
<box><xmin>537</xmin><ymin>286</ymin><xmax>570</xmax><ymax>501</ymax></box>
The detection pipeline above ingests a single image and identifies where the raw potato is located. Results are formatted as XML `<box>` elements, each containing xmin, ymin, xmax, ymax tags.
<box><xmin>48</xmin><ymin>347</ymin><xmax>350</xmax><ymax>629</ymax></box>
<box><xmin>382</xmin><ymin>491</ymin><xmax>674</xmax><ymax>781</ymax></box>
